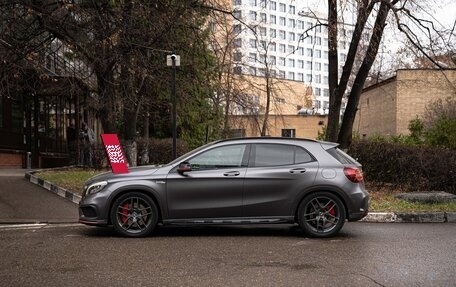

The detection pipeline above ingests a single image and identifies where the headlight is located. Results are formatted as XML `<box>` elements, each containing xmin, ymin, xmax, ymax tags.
<box><xmin>86</xmin><ymin>181</ymin><xmax>108</xmax><ymax>195</ymax></box>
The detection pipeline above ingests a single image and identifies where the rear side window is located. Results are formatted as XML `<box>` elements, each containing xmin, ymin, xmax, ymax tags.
<box><xmin>327</xmin><ymin>148</ymin><xmax>357</xmax><ymax>165</ymax></box>
<box><xmin>253</xmin><ymin>144</ymin><xmax>314</xmax><ymax>167</ymax></box>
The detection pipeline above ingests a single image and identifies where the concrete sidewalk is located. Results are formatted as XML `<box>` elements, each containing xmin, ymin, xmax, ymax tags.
<box><xmin>6</xmin><ymin>168</ymin><xmax>456</xmax><ymax>224</ymax></box>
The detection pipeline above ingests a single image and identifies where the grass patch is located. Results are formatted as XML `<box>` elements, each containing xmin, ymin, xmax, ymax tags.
<box><xmin>36</xmin><ymin>168</ymin><xmax>106</xmax><ymax>195</ymax></box>
<box><xmin>369</xmin><ymin>191</ymin><xmax>456</xmax><ymax>212</ymax></box>
<box><xmin>35</xmin><ymin>168</ymin><xmax>456</xmax><ymax>212</ymax></box>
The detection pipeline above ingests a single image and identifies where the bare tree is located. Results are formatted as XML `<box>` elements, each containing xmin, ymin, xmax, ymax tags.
<box><xmin>323</xmin><ymin>0</ymin><xmax>455</xmax><ymax>148</ymax></box>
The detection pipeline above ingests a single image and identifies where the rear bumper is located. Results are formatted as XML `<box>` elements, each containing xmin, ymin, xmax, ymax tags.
<box><xmin>348</xmin><ymin>210</ymin><xmax>369</xmax><ymax>221</ymax></box>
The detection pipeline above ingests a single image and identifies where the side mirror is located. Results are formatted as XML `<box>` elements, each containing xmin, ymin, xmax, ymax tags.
<box><xmin>177</xmin><ymin>162</ymin><xmax>192</xmax><ymax>175</ymax></box>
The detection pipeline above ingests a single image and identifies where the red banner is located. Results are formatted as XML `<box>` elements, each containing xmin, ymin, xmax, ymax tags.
<box><xmin>100</xmin><ymin>134</ymin><xmax>129</xmax><ymax>174</ymax></box>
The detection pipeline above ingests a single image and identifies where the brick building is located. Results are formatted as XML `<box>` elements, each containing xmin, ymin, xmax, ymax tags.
<box><xmin>355</xmin><ymin>69</ymin><xmax>456</xmax><ymax>137</ymax></box>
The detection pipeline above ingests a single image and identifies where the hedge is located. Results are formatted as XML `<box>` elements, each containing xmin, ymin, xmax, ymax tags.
<box><xmin>348</xmin><ymin>141</ymin><xmax>456</xmax><ymax>193</ymax></box>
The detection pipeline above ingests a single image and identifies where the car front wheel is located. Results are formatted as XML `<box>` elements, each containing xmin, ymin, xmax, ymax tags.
<box><xmin>297</xmin><ymin>191</ymin><xmax>346</xmax><ymax>238</ymax></box>
<box><xmin>110</xmin><ymin>192</ymin><xmax>158</xmax><ymax>237</ymax></box>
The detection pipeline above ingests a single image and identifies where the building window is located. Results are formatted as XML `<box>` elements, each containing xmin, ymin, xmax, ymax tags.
<box><xmin>323</xmin><ymin>63</ymin><xmax>328</xmax><ymax>72</ymax></box>
<box><xmin>249</xmin><ymin>39</ymin><xmax>256</xmax><ymax>48</ymax></box>
<box><xmin>323</xmin><ymin>76</ymin><xmax>328</xmax><ymax>84</ymax></box>
<box><xmin>287</xmin><ymin>45</ymin><xmax>295</xmax><ymax>53</ymax></box>
<box><xmin>269</xmin><ymin>1</ymin><xmax>276</xmax><ymax>10</ymax></box>
<box><xmin>323</xmin><ymin>89</ymin><xmax>329</xmax><ymax>97</ymax></box>
<box><xmin>233</xmin><ymin>24</ymin><xmax>242</xmax><ymax>34</ymax></box>
<box><xmin>289</xmin><ymin>32</ymin><xmax>295</xmax><ymax>41</ymax></box>
<box><xmin>298</xmin><ymin>20</ymin><xmax>304</xmax><ymax>29</ymax></box>
<box><xmin>287</xmin><ymin>72</ymin><xmax>295</xmax><ymax>80</ymax></box>
<box><xmin>297</xmin><ymin>73</ymin><xmax>304</xmax><ymax>81</ymax></box>
<box><xmin>279</xmin><ymin>70</ymin><xmax>285</xmax><ymax>78</ymax></box>
<box><xmin>279</xmin><ymin>30</ymin><xmax>286</xmax><ymax>40</ymax></box>
<box><xmin>233</xmin><ymin>52</ymin><xmax>242</xmax><ymax>61</ymax></box>
<box><xmin>234</xmin><ymin>38</ymin><xmax>242</xmax><ymax>48</ymax></box>
<box><xmin>306</xmin><ymin>74</ymin><xmax>312</xmax><ymax>82</ymax></box>
<box><xmin>249</xmin><ymin>52</ymin><xmax>256</xmax><ymax>62</ymax></box>
<box><xmin>276</xmin><ymin>97</ymin><xmax>286</xmax><ymax>103</ymax></box>
<box><xmin>288</xmin><ymin>19</ymin><xmax>295</xmax><ymax>28</ymax></box>
<box><xmin>288</xmin><ymin>58</ymin><xmax>295</xmax><ymax>67</ymax></box>
<box><xmin>249</xmin><ymin>11</ymin><xmax>257</xmax><ymax>21</ymax></box>
<box><xmin>233</xmin><ymin>66</ymin><xmax>242</xmax><ymax>74</ymax></box>
<box><xmin>298</xmin><ymin>47</ymin><xmax>304</xmax><ymax>55</ymax></box>
<box><xmin>306</xmin><ymin>61</ymin><xmax>312</xmax><ymax>70</ymax></box>
<box><xmin>249</xmin><ymin>66</ymin><xmax>256</xmax><ymax>75</ymax></box>
<box><xmin>315</xmin><ymin>37</ymin><xmax>321</xmax><ymax>45</ymax></box>
<box><xmin>282</xmin><ymin>129</ymin><xmax>296</xmax><ymax>138</ymax></box>
<box><xmin>315</xmin><ymin>74</ymin><xmax>321</xmax><ymax>83</ymax></box>
<box><xmin>298</xmin><ymin>60</ymin><xmax>304</xmax><ymax>68</ymax></box>
<box><xmin>305</xmin><ymin>36</ymin><xmax>313</xmax><ymax>44</ymax></box>
<box><xmin>260</xmin><ymin>13</ymin><xmax>266</xmax><ymax>23</ymax></box>
<box><xmin>279</xmin><ymin>3</ymin><xmax>286</xmax><ymax>12</ymax></box>
<box><xmin>315</xmin><ymin>62</ymin><xmax>321</xmax><ymax>71</ymax></box>
<box><xmin>259</xmin><ymin>40</ymin><xmax>266</xmax><ymax>49</ymax></box>
<box><xmin>279</xmin><ymin>44</ymin><xmax>286</xmax><ymax>53</ymax></box>
<box><xmin>233</xmin><ymin>10</ymin><xmax>242</xmax><ymax>19</ymax></box>
<box><xmin>233</xmin><ymin>0</ymin><xmax>242</xmax><ymax>5</ymax></box>
<box><xmin>269</xmin><ymin>55</ymin><xmax>276</xmax><ymax>65</ymax></box>
<box><xmin>249</xmin><ymin>0</ymin><xmax>256</xmax><ymax>5</ymax></box>
<box><xmin>279</xmin><ymin>57</ymin><xmax>285</xmax><ymax>66</ymax></box>
<box><xmin>258</xmin><ymin>68</ymin><xmax>265</xmax><ymax>76</ymax></box>
<box><xmin>270</xmin><ymin>15</ymin><xmax>276</xmax><ymax>24</ymax></box>
<box><xmin>306</xmin><ymin>48</ymin><xmax>313</xmax><ymax>57</ymax></box>
<box><xmin>289</xmin><ymin>5</ymin><xmax>296</xmax><ymax>14</ymax></box>
<box><xmin>323</xmin><ymin>51</ymin><xmax>328</xmax><ymax>59</ymax></box>
<box><xmin>259</xmin><ymin>27</ymin><xmax>266</xmax><ymax>36</ymax></box>
<box><xmin>270</xmin><ymin>28</ymin><xmax>276</xmax><ymax>38</ymax></box>
<box><xmin>314</xmin><ymin>87</ymin><xmax>321</xmax><ymax>96</ymax></box>
<box><xmin>279</xmin><ymin>17</ymin><xmax>286</xmax><ymax>26</ymax></box>
<box><xmin>270</xmin><ymin>42</ymin><xmax>276</xmax><ymax>51</ymax></box>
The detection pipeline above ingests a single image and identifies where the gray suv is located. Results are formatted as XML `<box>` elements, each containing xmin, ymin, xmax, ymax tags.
<box><xmin>79</xmin><ymin>137</ymin><xmax>369</xmax><ymax>238</ymax></box>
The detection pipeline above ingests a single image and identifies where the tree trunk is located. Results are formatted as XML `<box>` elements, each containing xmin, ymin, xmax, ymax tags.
<box><xmin>261</xmin><ymin>76</ymin><xmax>271</xmax><ymax>136</ymax></box>
<box><xmin>338</xmin><ymin>1</ymin><xmax>390</xmax><ymax>149</ymax></box>
<box><xmin>326</xmin><ymin>0</ymin><xmax>339</xmax><ymax>142</ymax></box>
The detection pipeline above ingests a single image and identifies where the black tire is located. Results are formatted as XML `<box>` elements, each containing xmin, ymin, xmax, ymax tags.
<box><xmin>297</xmin><ymin>191</ymin><xmax>346</xmax><ymax>238</ymax></box>
<box><xmin>110</xmin><ymin>192</ymin><xmax>158</xmax><ymax>237</ymax></box>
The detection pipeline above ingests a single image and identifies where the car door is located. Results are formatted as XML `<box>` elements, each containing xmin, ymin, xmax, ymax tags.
<box><xmin>166</xmin><ymin>144</ymin><xmax>250</xmax><ymax>219</ymax></box>
<box><xmin>242</xmin><ymin>143</ymin><xmax>319</xmax><ymax>217</ymax></box>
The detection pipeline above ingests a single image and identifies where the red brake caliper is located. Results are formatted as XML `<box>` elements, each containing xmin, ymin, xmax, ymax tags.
<box><xmin>327</xmin><ymin>203</ymin><xmax>336</xmax><ymax>216</ymax></box>
<box><xmin>121</xmin><ymin>203</ymin><xmax>129</xmax><ymax>223</ymax></box>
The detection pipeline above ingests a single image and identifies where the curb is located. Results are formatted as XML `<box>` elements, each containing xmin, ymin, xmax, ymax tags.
<box><xmin>361</xmin><ymin>212</ymin><xmax>456</xmax><ymax>223</ymax></box>
<box><xmin>25</xmin><ymin>168</ymin><xmax>82</xmax><ymax>205</ymax></box>
<box><xmin>24</xmin><ymin>168</ymin><xmax>456</xmax><ymax>223</ymax></box>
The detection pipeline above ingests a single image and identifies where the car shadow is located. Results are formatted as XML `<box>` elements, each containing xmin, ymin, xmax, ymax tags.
<box><xmin>81</xmin><ymin>224</ymin><xmax>353</xmax><ymax>240</ymax></box>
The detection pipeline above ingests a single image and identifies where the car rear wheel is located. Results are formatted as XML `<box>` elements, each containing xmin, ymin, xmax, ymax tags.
<box><xmin>297</xmin><ymin>191</ymin><xmax>346</xmax><ymax>238</ymax></box>
<box><xmin>110</xmin><ymin>192</ymin><xmax>158</xmax><ymax>237</ymax></box>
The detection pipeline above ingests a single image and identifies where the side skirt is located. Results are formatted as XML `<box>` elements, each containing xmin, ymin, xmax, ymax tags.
<box><xmin>162</xmin><ymin>216</ymin><xmax>295</xmax><ymax>226</ymax></box>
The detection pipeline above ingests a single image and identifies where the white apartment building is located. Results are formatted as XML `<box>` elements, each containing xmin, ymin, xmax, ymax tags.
<box><xmin>230</xmin><ymin>0</ymin><xmax>359</xmax><ymax>115</ymax></box>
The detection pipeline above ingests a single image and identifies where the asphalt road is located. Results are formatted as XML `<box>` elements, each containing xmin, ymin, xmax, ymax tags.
<box><xmin>0</xmin><ymin>170</ymin><xmax>78</xmax><ymax>223</ymax></box>
<box><xmin>0</xmin><ymin>170</ymin><xmax>455</xmax><ymax>286</ymax></box>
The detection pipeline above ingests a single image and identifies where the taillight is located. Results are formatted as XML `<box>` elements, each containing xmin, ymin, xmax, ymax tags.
<box><xmin>344</xmin><ymin>167</ymin><xmax>364</xmax><ymax>183</ymax></box>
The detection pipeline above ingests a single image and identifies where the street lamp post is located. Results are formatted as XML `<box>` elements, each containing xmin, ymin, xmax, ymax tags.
<box><xmin>167</xmin><ymin>53</ymin><xmax>180</xmax><ymax>159</ymax></box>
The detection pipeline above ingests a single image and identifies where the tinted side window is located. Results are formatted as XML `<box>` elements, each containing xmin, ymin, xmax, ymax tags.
<box><xmin>253</xmin><ymin>144</ymin><xmax>314</xmax><ymax>167</ymax></box>
<box><xmin>295</xmin><ymin>146</ymin><xmax>314</xmax><ymax>163</ymax></box>
<box><xmin>189</xmin><ymin>144</ymin><xmax>247</xmax><ymax>170</ymax></box>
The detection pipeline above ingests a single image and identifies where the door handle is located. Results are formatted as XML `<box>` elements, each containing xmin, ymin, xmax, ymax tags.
<box><xmin>289</xmin><ymin>168</ymin><xmax>306</xmax><ymax>174</ymax></box>
<box><xmin>223</xmin><ymin>171</ymin><xmax>240</xmax><ymax>177</ymax></box>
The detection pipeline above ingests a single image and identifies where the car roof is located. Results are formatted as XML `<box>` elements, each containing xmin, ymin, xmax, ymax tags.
<box><xmin>214</xmin><ymin>137</ymin><xmax>339</xmax><ymax>149</ymax></box>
